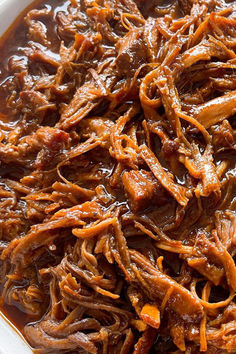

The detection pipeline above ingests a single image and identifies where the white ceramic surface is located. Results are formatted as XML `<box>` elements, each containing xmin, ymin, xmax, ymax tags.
<box><xmin>0</xmin><ymin>0</ymin><xmax>34</xmax><ymax>353</ymax></box>
<box><xmin>0</xmin><ymin>312</ymin><xmax>32</xmax><ymax>354</ymax></box>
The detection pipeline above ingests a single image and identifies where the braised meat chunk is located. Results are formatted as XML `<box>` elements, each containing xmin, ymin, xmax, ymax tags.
<box><xmin>115</xmin><ymin>28</ymin><xmax>147</xmax><ymax>76</ymax></box>
<box><xmin>122</xmin><ymin>170</ymin><xmax>166</xmax><ymax>212</ymax></box>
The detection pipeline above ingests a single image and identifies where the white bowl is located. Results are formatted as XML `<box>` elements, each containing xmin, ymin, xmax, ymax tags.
<box><xmin>0</xmin><ymin>0</ymin><xmax>34</xmax><ymax>353</ymax></box>
<box><xmin>0</xmin><ymin>0</ymin><xmax>33</xmax><ymax>34</ymax></box>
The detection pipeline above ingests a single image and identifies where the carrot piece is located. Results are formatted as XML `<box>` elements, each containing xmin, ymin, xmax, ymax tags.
<box><xmin>140</xmin><ymin>303</ymin><xmax>160</xmax><ymax>329</ymax></box>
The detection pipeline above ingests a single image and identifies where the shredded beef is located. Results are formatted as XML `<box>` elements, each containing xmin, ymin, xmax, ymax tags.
<box><xmin>0</xmin><ymin>0</ymin><xmax>235</xmax><ymax>353</ymax></box>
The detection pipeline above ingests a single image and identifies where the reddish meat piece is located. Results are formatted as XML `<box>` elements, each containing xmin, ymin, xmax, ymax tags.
<box><xmin>115</xmin><ymin>28</ymin><xmax>147</xmax><ymax>76</ymax></box>
<box><xmin>122</xmin><ymin>170</ymin><xmax>166</xmax><ymax>212</ymax></box>
<box><xmin>212</xmin><ymin>120</ymin><xmax>234</xmax><ymax>148</ymax></box>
